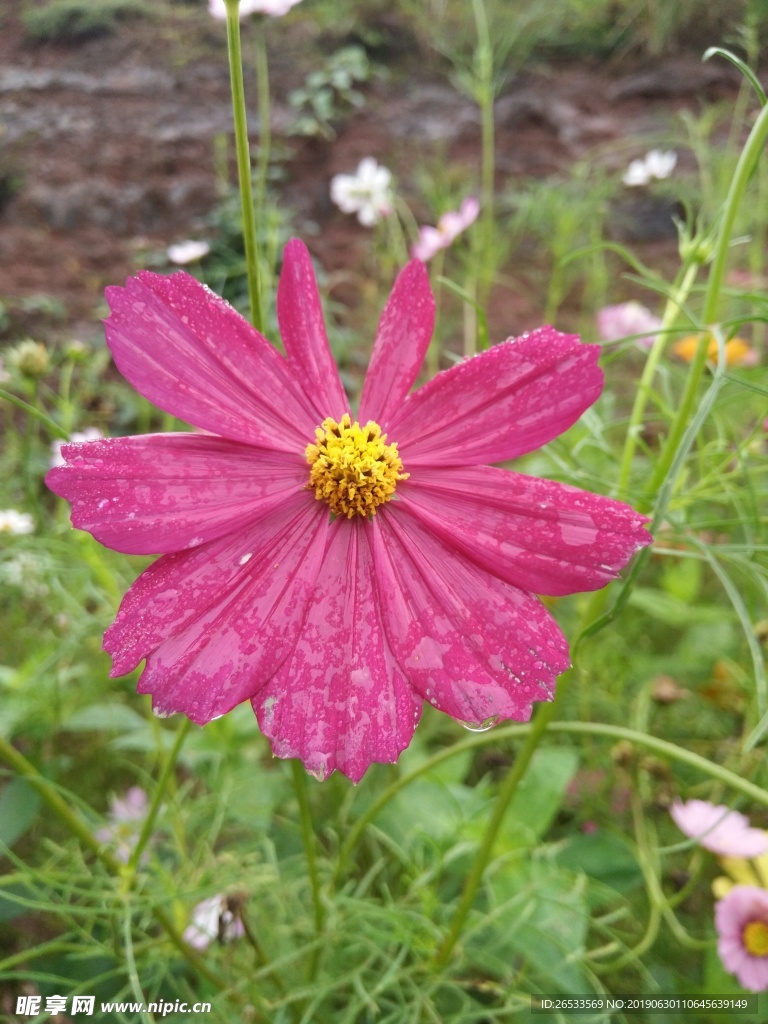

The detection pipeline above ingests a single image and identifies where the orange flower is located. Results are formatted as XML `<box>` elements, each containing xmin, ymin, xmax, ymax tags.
<box><xmin>672</xmin><ymin>334</ymin><xmax>758</xmax><ymax>367</ymax></box>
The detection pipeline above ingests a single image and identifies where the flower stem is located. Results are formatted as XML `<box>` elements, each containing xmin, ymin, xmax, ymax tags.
<box><xmin>648</xmin><ymin>98</ymin><xmax>768</xmax><ymax>497</ymax></box>
<box><xmin>127</xmin><ymin>717</ymin><xmax>192</xmax><ymax>875</ymax></box>
<box><xmin>471</xmin><ymin>0</ymin><xmax>495</xmax><ymax>342</ymax></box>
<box><xmin>224</xmin><ymin>0</ymin><xmax>264</xmax><ymax>332</ymax></box>
<box><xmin>616</xmin><ymin>260</ymin><xmax>699</xmax><ymax>503</ymax></box>
<box><xmin>432</xmin><ymin>676</ymin><xmax>566</xmax><ymax>970</ymax></box>
<box><xmin>290</xmin><ymin>760</ymin><xmax>325</xmax><ymax>938</ymax></box>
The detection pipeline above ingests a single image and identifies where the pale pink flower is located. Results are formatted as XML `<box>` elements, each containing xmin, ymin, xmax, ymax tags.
<box><xmin>596</xmin><ymin>302</ymin><xmax>662</xmax><ymax>349</ymax></box>
<box><xmin>716</xmin><ymin>886</ymin><xmax>768</xmax><ymax>991</ymax></box>
<box><xmin>94</xmin><ymin>787</ymin><xmax>148</xmax><ymax>863</ymax></box>
<box><xmin>51</xmin><ymin>428</ymin><xmax>104</xmax><ymax>469</ymax></box>
<box><xmin>208</xmin><ymin>0</ymin><xmax>302</xmax><ymax>19</ymax></box>
<box><xmin>47</xmin><ymin>239</ymin><xmax>652</xmax><ymax>782</ymax></box>
<box><xmin>411</xmin><ymin>197</ymin><xmax>480</xmax><ymax>263</ymax></box>
<box><xmin>670</xmin><ymin>799</ymin><xmax>768</xmax><ymax>858</ymax></box>
<box><xmin>183</xmin><ymin>895</ymin><xmax>245</xmax><ymax>951</ymax></box>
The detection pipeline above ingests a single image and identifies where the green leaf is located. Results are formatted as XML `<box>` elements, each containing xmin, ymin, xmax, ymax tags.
<box><xmin>62</xmin><ymin>704</ymin><xmax>147</xmax><ymax>732</ymax></box>
<box><xmin>628</xmin><ymin>588</ymin><xmax>724</xmax><ymax>626</ymax></box>
<box><xmin>497</xmin><ymin>747</ymin><xmax>579</xmax><ymax>848</ymax></box>
<box><xmin>473</xmin><ymin>861</ymin><xmax>591</xmax><ymax>992</ymax></box>
<box><xmin>556</xmin><ymin>830</ymin><xmax>642</xmax><ymax>892</ymax></box>
<box><xmin>0</xmin><ymin>779</ymin><xmax>41</xmax><ymax>847</ymax></box>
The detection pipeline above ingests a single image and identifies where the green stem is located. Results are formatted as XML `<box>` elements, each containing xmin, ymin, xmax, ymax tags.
<box><xmin>648</xmin><ymin>99</ymin><xmax>768</xmax><ymax>496</ymax></box>
<box><xmin>0</xmin><ymin>385</ymin><xmax>67</xmax><ymax>438</ymax></box>
<box><xmin>335</xmin><ymin>717</ymin><xmax>768</xmax><ymax>887</ymax></box>
<box><xmin>224</xmin><ymin>0</ymin><xmax>264</xmax><ymax>331</ymax></box>
<box><xmin>291</xmin><ymin>761</ymin><xmax>324</xmax><ymax>938</ymax></box>
<box><xmin>127</xmin><ymin>718</ymin><xmax>192</xmax><ymax>875</ymax></box>
<box><xmin>616</xmin><ymin>260</ymin><xmax>699</xmax><ymax>502</ymax></box>
<box><xmin>432</xmin><ymin>678</ymin><xmax>566</xmax><ymax>969</ymax></box>
<box><xmin>471</xmin><ymin>0</ymin><xmax>495</xmax><ymax>337</ymax></box>
<box><xmin>0</xmin><ymin>734</ymin><xmax>225</xmax><ymax>991</ymax></box>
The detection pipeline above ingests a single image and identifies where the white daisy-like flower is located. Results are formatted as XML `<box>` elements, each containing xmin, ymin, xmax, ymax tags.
<box><xmin>167</xmin><ymin>240</ymin><xmax>211</xmax><ymax>266</ymax></box>
<box><xmin>330</xmin><ymin>158</ymin><xmax>394</xmax><ymax>227</ymax></box>
<box><xmin>208</xmin><ymin>0</ymin><xmax>303</xmax><ymax>19</ymax></box>
<box><xmin>0</xmin><ymin>509</ymin><xmax>34</xmax><ymax>535</ymax></box>
<box><xmin>622</xmin><ymin>149</ymin><xmax>677</xmax><ymax>187</ymax></box>
<box><xmin>51</xmin><ymin>428</ymin><xmax>104</xmax><ymax>469</ymax></box>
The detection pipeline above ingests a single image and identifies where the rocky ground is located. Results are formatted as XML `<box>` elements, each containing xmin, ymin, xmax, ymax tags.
<box><xmin>0</xmin><ymin>0</ymin><xmax>744</xmax><ymax>339</ymax></box>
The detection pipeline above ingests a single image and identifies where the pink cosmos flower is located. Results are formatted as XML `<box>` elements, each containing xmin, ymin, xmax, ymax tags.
<box><xmin>715</xmin><ymin>886</ymin><xmax>768</xmax><ymax>991</ymax></box>
<box><xmin>46</xmin><ymin>239</ymin><xmax>652</xmax><ymax>782</ymax></box>
<box><xmin>596</xmin><ymin>302</ymin><xmax>662</xmax><ymax>349</ymax></box>
<box><xmin>94</xmin><ymin>786</ymin><xmax>148</xmax><ymax>863</ymax></box>
<box><xmin>411</xmin><ymin>197</ymin><xmax>480</xmax><ymax>263</ymax></box>
<box><xmin>670</xmin><ymin>800</ymin><xmax>768</xmax><ymax>858</ymax></box>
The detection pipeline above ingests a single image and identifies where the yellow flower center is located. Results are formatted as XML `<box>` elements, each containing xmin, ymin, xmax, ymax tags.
<box><xmin>305</xmin><ymin>413</ymin><xmax>408</xmax><ymax>519</ymax></box>
<box><xmin>743</xmin><ymin>920</ymin><xmax>768</xmax><ymax>957</ymax></box>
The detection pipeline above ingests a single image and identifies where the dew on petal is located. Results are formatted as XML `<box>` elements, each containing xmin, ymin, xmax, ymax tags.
<box><xmin>459</xmin><ymin>715</ymin><xmax>501</xmax><ymax>733</ymax></box>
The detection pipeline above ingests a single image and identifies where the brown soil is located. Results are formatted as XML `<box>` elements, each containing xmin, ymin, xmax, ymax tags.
<box><xmin>0</xmin><ymin>0</ymin><xmax>744</xmax><ymax>342</ymax></box>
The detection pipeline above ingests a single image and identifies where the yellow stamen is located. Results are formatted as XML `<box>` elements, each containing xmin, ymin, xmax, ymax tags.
<box><xmin>743</xmin><ymin>920</ymin><xmax>768</xmax><ymax>957</ymax></box>
<box><xmin>305</xmin><ymin>413</ymin><xmax>408</xmax><ymax>519</ymax></box>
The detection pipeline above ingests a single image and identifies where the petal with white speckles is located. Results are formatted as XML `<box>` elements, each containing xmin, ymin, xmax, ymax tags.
<box><xmin>104</xmin><ymin>270</ymin><xmax>316</xmax><ymax>449</ymax></box>
<box><xmin>372</xmin><ymin>510</ymin><xmax>569</xmax><ymax>725</ymax></box>
<box><xmin>358</xmin><ymin>259</ymin><xmax>435</xmax><ymax>425</ymax></box>
<box><xmin>46</xmin><ymin>434</ymin><xmax>307</xmax><ymax>555</ymax></box>
<box><xmin>389</xmin><ymin>327</ymin><xmax>603</xmax><ymax>467</ymax></box>
<box><xmin>105</xmin><ymin>493</ymin><xmax>327</xmax><ymax>723</ymax></box>
<box><xmin>400</xmin><ymin>465</ymin><xmax>652</xmax><ymax>596</ymax></box>
<box><xmin>277</xmin><ymin>239</ymin><xmax>350</xmax><ymax>423</ymax></box>
<box><xmin>254</xmin><ymin>518</ymin><xmax>421</xmax><ymax>783</ymax></box>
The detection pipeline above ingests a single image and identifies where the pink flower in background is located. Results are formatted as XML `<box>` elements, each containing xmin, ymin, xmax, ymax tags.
<box><xmin>670</xmin><ymin>800</ymin><xmax>768</xmax><ymax>858</ymax></box>
<box><xmin>47</xmin><ymin>239</ymin><xmax>651</xmax><ymax>782</ymax></box>
<box><xmin>208</xmin><ymin>0</ymin><xmax>302</xmax><ymax>18</ymax></box>
<box><xmin>597</xmin><ymin>302</ymin><xmax>662</xmax><ymax>348</ymax></box>
<box><xmin>411</xmin><ymin>197</ymin><xmax>480</xmax><ymax>262</ymax></box>
<box><xmin>94</xmin><ymin>786</ymin><xmax>148</xmax><ymax>863</ymax></box>
<box><xmin>183</xmin><ymin>895</ymin><xmax>245</xmax><ymax>951</ymax></box>
<box><xmin>715</xmin><ymin>886</ymin><xmax>768</xmax><ymax>991</ymax></box>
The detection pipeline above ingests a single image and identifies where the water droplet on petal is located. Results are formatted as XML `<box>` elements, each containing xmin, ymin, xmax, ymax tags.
<box><xmin>459</xmin><ymin>715</ymin><xmax>500</xmax><ymax>733</ymax></box>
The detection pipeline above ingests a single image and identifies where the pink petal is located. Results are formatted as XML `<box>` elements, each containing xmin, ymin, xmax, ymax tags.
<box><xmin>46</xmin><ymin>434</ymin><xmax>306</xmax><ymax>555</ymax></box>
<box><xmin>358</xmin><ymin>261</ymin><xmax>435</xmax><ymax>425</ymax></box>
<box><xmin>104</xmin><ymin>271</ymin><xmax>316</xmax><ymax>449</ymax></box>
<box><xmin>253</xmin><ymin>518</ymin><xmax>421</xmax><ymax>782</ymax></box>
<box><xmin>411</xmin><ymin>226</ymin><xmax>445</xmax><ymax>263</ymax></box>
<box><xmin>388</xmin><ymin>328</ymin><xmax>602</xmax><ymax>467</ymax></box>
<box><xmin>106</xmin><ymin>494</ymin><xmax>328</xmax><ymax>724</ymax></box>
<box><xmin>400</xmin><ymin>465</ymin><xmax>651</xmax><ymax>596</ymax></box>
<box><xmin>277</xmin><ymin>239</ymin><xmax>349</xmax><ymax>422</ymax></box>
<box><xmin>372</xmin><ymin>509</ymin><xmax>570</xmax><ymax>725</ymax></box>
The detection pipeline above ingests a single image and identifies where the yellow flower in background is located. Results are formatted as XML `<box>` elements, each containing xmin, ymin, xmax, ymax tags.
<box><xmin>672</xmin><ymin>334</ymin><xmax>758</xmax><ymax>367</ymax></box>
<box><xmin>713</xmin><ymin>849</ymin><xmax>768</xmax><ymax>900</ymax></box>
